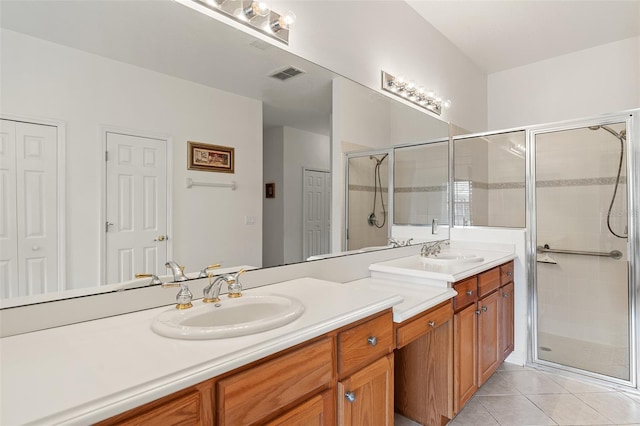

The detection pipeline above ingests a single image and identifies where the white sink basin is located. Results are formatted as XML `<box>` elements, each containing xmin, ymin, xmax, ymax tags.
<box><xmin>420</xmin><ymin>254</ymin><xmax>484</xmax><ymax>264</ymax></box>
<box><xmin>151</xmin><ymin>295</ymin><xmax>305</xmax><ymax>340</ymax></box>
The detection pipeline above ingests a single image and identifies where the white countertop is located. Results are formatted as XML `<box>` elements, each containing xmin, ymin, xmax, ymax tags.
<box><xmin>347</xmin><ymin>277</ymin><xmax>457</xmax><ymax>323</ymax></box>
<box><xmin>0</xmin><ymin>278</ymin><xmax>402</xmax><ymax>426</ymax></box>
<box><xmin>369</xmin><ymin>241</ymin><xmax>516</xmax><ymax>285</ymax></box>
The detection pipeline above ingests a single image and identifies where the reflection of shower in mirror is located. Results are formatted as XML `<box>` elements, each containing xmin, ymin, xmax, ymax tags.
<box><xmin>368</xmin><ymin>154</ymin><xmax>388</xmax><ymax>228</ymax></box>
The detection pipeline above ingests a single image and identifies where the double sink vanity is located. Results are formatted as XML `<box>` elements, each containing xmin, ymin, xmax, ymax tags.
<box><xmin>0</xmin><ymin>241</ymin><xmax>516</xmax><ymax>425</ymax></box>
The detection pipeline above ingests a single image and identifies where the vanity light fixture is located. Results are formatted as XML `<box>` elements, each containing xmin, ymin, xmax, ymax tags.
<box><xmin>193</xmin><ymin>0</ymin><xmax>295</xmax><ymax>44</ymax></box>
<box><xmin>381</xmin><ymin>71</ymin><xmax>451</xmax><ymax>115</ymax></box>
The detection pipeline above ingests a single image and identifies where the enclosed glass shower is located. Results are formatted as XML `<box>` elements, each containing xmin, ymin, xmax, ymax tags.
<box><xmin>529</xmin><ymin>114</ymin><xmax>637</xmax><ymax>386</ymax></box>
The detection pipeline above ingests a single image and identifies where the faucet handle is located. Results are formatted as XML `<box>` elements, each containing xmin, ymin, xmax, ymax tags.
<box><xmin>198</xmin><ymin>263</ymin><xmax>221</xmax><ymax>278</ymax></box>
<box><xmin>135</xmin><ymin>273</ymin><xmax>162</xmax><ymax>285</ymax></box>
<box><xmin>227</xmin><ymin>269</ymin><xmax>246</xmax><ymax>298</ymax></box>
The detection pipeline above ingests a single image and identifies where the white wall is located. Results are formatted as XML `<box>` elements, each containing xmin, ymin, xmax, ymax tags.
<box><xmin>283</xmin><ymin>126</ymin><xmax>330</xmax><ymax>264</ymax></box>
<box><xmin>488</xmin><ymin>37</ymin><xmax>640</xmax><ymax>129</ymax></box>
<box><xmin>263</xmin><ymin>127</ymin><xmax>285</xmax><ymax>267</ymax></box>
<box><xmin>263</xmin><ymin>126</ymin><xmax>330</xmax><ymax>266</ymax></box>
<box><xmin>1</xmin><ymin>29</ymin><xmax>263</xmax><ymax>288</ymax></box>
<box><xmin>271</xmin><ymin>0</ymin><xmax>487</xmax><ymax>133</ymax></box>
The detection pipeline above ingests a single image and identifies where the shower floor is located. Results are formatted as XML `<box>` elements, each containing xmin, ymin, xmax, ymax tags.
<box><xmin>537</xmin><ymin>332</ymin><xmax>629</xmax><ymax>381</ymax></box>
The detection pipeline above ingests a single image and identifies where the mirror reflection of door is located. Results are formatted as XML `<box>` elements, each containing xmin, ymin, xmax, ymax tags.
<box><xmin>303</xmin><ymin>168</ymin><xmax>330</xmax><ymax>260</ymax></box>
<box><xmin>0</xmin><ymin>119</ymin><xmax>59</xmax><ymax>297</ymax></box>
<box><xmin>105</xmin><ymin>132</ymin><xmax>168</xmax><ymax>284</ymax></box>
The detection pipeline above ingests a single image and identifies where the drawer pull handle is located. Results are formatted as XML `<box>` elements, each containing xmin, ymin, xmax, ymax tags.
<box><xmin>428</xmin><ymin>320</ymin><xmax>436</xmax><ymax>328</ymax></box>
<box><xmin>367</xmin><ymin>336</ymin><xmax>378</xmax><ymax>346</ymax></box>
<box><xmin>482</xmin><ymin>306</ymin><xmax>488</xmax><ymax>312</ymax></box>
<box><xmin>466</xmin><ymin>290</ymin><xmax>473</xmax><ymax>296</ymax></box>
<box><xmin>507</xmin><ymin>271</ymin><xmax>513</xmax><ymax>277</ymax></box>
<box><xmin>345</xmin><ymin>391</ymin><xmax>356</xmax><ymax>403</ymax></box>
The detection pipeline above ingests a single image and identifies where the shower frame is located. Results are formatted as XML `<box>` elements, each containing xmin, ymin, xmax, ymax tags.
<box><xmin>525</xmin><ymin>110</ymin><xmax>639</xmax><ymax>389</ymax></box>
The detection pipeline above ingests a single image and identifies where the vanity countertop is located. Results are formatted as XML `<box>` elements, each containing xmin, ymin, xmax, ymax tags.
<box><xmin>0</xmin><ymin>278</ymin><xmax>403</xmax><ymax>426</ymax></box>
<box><xmin>369</xmin><ymin>241</ymin><xmax>517</xmax><ymax>286</ymax></box>
<box><xmin>347</xmin><ymin>277</ymin><xmax>457</xmax><ymax>323</ymax></box>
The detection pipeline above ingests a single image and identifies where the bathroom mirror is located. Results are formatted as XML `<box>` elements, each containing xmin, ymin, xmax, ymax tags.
<box><xmin>394</xmin><ymin>140</ymin><xmax>449</xmax><ymax>228</ymax></box>
<box><xmin>452</xmin><ymin>130</ymin><xmax>526</xmax><ymax>227</ymax></box>
<box><xmin>0</xmin><ymin>0</ymin><xmax>449</xmax><ymax>307</ymax></box>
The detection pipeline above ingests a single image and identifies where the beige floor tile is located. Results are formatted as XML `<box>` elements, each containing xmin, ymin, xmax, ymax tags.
<box><xmin>477</xmin><ymin>373</ymin><xmax>522</xmax><ymax>396</ymax></box>
<box><xmin>575</xmin><ymin>392</ymin><xmax>640</xmax><ymax>424</ymax></box>
<box><xmin>394</xmin><ymin>413</ymin><xmax>421</xmax><ymax>426</ymax></box>
<box><xmin>449</xmin><ymin>399</ymin><xmax>499</xmax><ymax>426</ymax></box>
<box><xmin>476</xmin><ymin>395</ymin><xmax>557</xmax><ymax>426</ymax></box>
<box><xmin>499</xmin><ymin>370</ymin><xmax>569</xmax><ymax>395</ymax></box>
<box><xmin>544</xmin><ymin>373</ymin><xmax>617</xmax><ymax>394</ymax></box>
<box><xmin>526</xmin><ymin>393</ymin><xmax>613</xmax><ymax>425</ymax></box>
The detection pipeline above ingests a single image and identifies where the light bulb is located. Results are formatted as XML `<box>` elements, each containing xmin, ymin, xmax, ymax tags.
<box><xmin>396</xmin><ymin>76</ymin><xmax>405</xmax><ymax>85</ymax></box>
<box><xmin>435</xmin><ymin>96</ymin><xmax>442</xmax><ymax>103</ymax></box>
<box><xmin>426</xmin><ymin>90</ymin><xmax>435</xmax><ymax>98</ymax></box>
<box><xmin>254</xmin><ymin>1</ymin><xmax>270</xmax><ymax>17</ymax></box>
<box><xmin>443</xmin><ymin>99</ymin><xmax>452</xmax><ymax>109</ymax></box>
<box><xmin>271</xmin><ymin>10</ymin><xmax>296</xmax><ymax>32</ymax></box>
<box><xmin>407</xmin><ymin>80</ymin><xmax>416</xmax><ymax>90</ymax></box>
<box><xmin>418</xmin><ymin>86</ymin><xmax>425</xmax><ymax>94</ymax></box>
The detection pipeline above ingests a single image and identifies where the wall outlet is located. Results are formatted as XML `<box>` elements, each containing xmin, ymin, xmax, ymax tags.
<box><xmin>244</xmin><ymin>215</ymin><xmax>256</xmax><ymax>225</ymax></box>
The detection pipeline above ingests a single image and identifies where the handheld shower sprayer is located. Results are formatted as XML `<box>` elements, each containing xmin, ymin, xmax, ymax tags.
<box><xmin>368</xmin><ymin>153</ymin><xmax>388</xmax><ymax>228</ymax></box>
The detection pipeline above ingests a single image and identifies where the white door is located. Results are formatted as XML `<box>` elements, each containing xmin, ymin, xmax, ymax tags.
<box><xmin>303</xmin><ymin>169</ymin><xmax>330</xmax><ymax>259</ymax></box>
<box><xmin>105</xmin><ymin>132</ymin><xmax>168</xmax><ymax>284</ymax></box>
<box><xmin>0</xmin><ymin>119</ymin><xmax>58</xmax><ymax>297</ymax></box>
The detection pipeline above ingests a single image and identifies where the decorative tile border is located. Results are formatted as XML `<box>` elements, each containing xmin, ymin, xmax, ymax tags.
<box><xmin>536</xmin><ymin>176</ymin><xmax>627</xmax><ymax>188</ymax></box>
<box><xmin>395</xmin><ymin>185</ymin><xmax>447</xmax><ymax>193</ymax></box>
<box><xmin>348</xmin><ymin>185</ymin><xmax>388</xmax><ymax>192</ymax></box>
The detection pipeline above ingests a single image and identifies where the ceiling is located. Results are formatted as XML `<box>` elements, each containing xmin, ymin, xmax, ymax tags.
<box><xmin>406</xmin><ymin>0</ymin><xmax>640</xmax><ymax>73</ymax></box>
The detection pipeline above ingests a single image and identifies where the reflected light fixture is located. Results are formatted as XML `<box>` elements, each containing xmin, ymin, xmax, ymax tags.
<box><xmin>381</xmin><ymin>71</ymin><xmax>451</xmax><ymax>115</ymax></box>
<box><xmin>194</xmin><ymin>0</ymin><xmax>295</xmax><ymax>44</ymax></box>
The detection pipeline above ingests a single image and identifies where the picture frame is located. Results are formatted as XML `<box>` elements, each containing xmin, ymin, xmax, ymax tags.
<box><xmin>187</xmin><ymin>141</ymin><xmax>234</xmax><ymax>173</ymax></box>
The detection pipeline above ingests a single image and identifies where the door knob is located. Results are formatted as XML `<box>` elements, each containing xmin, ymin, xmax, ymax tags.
<box><xmin>154</xmin><ymin>235</ymin><xmax>167</xmax><ymax>242</ymax></box>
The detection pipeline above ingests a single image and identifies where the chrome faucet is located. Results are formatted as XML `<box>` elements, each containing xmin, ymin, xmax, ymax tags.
<box><xmin>197</xmin><ymin>263</ymin><xmax>221</xmax><ymax>278</ymax></box>
<box><xmin>165</xmin><ymin>261</ymin><xmax>187</xmax><ymax>282</ymax></box>
<box><xmin>203</xmin><ymin>269</ymin><xmax>246</xmax><ymax>303</ymax></box>
<box><xmin>420</xmin><ymin>240</ymin><xmax>450</xmax><ymax>257</ymax></box>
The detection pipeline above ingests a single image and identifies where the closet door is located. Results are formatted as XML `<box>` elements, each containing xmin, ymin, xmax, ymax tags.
<box><xmin>0</xmin><ymin>119</ymin><xmax>58</xmax><ymax>297</ymax></box>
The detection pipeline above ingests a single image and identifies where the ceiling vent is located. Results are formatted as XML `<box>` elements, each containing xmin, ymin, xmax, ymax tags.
<box><xmin>269</xmin><ymin>66</ymin><xmax>304</xmax><ymax>81</ymax></box>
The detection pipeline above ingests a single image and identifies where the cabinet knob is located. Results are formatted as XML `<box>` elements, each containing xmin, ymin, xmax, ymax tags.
<box><xmin>466</xmin><ymin>290</ymin><xmax>473</xmax><ymax>296</ymax></box>
<box><xmin>428</xmin><ymin>320</ymin><xmax>436</xmax><ymax>328</ymax></box>
<box><xmin>507</xmin><ymin>271</ymin><xmax>513</xmax><ymax>277</ymax></box>
<box><xmin>367</xmin><ymin>336</ymin><xmax>378</xmax><ymax>346</ymax></box>
<box><xmin>475</xmin><ymin>310</ymin><xmax>481</xmax><ymax>315</ymax></box>
<box><xmin>482</xmin><ymin>306</ymin><xmax>488</xmax><ymax>312</ymax></box>
<box><xmin>503</xmin><ymin>292</ymin><xmax>509</xmax><ymax>297</ymax></box>
<box><xmin>345</xmin><ymin>391</ymin><xmax>356</xmax><ymax>403</ymax></box>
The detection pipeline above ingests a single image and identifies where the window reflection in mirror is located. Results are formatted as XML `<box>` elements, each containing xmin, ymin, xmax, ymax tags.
<box><xmin>394</xmin><ymin>141</ymin><xmax>449</xmax><ymax>228</ymax></box>
<box><xmin>453</xmin><ymin>130</ymin><xmax>526</xmax><ymax>228</ymax></box>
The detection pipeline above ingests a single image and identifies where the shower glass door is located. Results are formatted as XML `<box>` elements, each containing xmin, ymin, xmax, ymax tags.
<box><xmin>532</xmin><ymin>120</ymin><xmax>632</xmax><ymax>383</ymax></box>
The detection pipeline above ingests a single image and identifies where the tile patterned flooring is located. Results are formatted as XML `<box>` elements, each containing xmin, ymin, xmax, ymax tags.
<box><xmin>395</xmin><ymin>363</ymin><xmax>640</xmax><ymax>426</ymax></box>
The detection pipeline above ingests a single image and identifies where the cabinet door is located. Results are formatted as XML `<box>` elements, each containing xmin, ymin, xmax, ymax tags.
<box><xmin>395</xmin><ymin>319</ymin><xmax>452</xmax><ymax>426</ymax></box>
<box><xmin>478</xmin><ymin>291</ymin><xmax>500</xmax><ymax>386</ymax></box>
<box><xmin>453</xmin><ymin>303</ymin><xmax>478</xmax><ymax>414</ymax></box>
<box><xmin>338</xmin><ymin>354</ymin><xmax>394</xmax><ymax>426</ymax></box>
<box><xmin>265</xmin><ymin>390</ymin><xmax>335</xmax><ymax>426</ymax></box>
<box><xmin>499</xmin><ymin>282</ymin><xmax>515</xmax><ymax>361</ymax></box>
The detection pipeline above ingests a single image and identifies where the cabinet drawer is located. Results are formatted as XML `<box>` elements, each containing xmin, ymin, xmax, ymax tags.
<box><xmin>338</xmin><ymin>312</ymin><xmax>393</xmax><ymax>377</ymax></box>
<box><xmin>452</xmin><ymin>277</ymin><xmax>477</xmax><ymax>312</ymax></box>
<box><xmin>396</xmin><ymin>301</ymin><xmax>453</xmax><ymax>348</ymax></box>
<box><xmin>478</xmin><ymin>267</ymin><xmax>500</xmax><ymax>298</ymax></box>
<box><xmin>217</xmin><ymin>337</ymin><xmax>333</xmax><ymax>425</ymax></box>
<box><xmin>99</xmin><ymin>390</ymin><xmax>203</xmax><ymax>426</ymax></box>
<box><xmin>500</xmin><ymin>261</ymin><xmax>514</xmax><ymax>285</ymax></box>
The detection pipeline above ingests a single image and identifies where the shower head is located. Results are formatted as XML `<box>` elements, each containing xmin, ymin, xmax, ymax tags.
<box><xmin>588</xmin><ymin>124</ymin><xmax>626</xmax><ymax>141</ymax></box>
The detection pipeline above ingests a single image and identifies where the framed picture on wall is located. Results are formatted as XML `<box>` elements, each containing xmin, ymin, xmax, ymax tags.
<box><xmin>187</xmin><ymin>141</ymin><xmax>235</xmax><ymax>173</ymax></box>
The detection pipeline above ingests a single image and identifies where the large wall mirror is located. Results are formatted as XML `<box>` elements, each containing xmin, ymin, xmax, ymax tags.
<box><xmin>0</xmin><ymin>0</ymin><xmax>448</xmax><ymax>308</ymax></box>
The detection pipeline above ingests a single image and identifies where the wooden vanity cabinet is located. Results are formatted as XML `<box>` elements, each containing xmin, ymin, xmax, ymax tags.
<box><xmin>99</xmin><ymin>310</ymin><xmax>395</xmax><ymax>426</ymax></box>
<box><xmin>453</xmin><ymin>260</ymin><xmax>515</xmax><ymax>415</ymax></box>
<box><xmin>395</xmin><ymin>300</ymin><xmax>454</xmax><ymax>426</ymax></box>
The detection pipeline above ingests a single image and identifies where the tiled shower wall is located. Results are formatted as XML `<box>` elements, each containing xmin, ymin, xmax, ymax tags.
<box><xmin>535</xmin><ymin>125</ymin><xmax>628</xmax><ymax>349</ymax></box>
<box><xmin>347</xmin><ymin>156</ymin><xmax>389</xmax><ymax>250</ymax></box>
